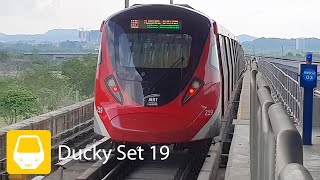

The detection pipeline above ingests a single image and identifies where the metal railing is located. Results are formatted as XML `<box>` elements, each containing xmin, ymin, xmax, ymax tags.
<box><xmin>250</xmin><ymin>62</ymin><xmax>313</xmax><ymax>180</ymax></box>
<box><xmin>257</xmin><ymin>58</ymin><xmax>303</xmax><ymax>125</ymax></box>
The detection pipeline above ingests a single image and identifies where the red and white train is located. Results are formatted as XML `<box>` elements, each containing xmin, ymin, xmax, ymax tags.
<box><xmin>94</xmin><ymin>4</ymin><xmax>245</xmax><ymax>144</ymax></box>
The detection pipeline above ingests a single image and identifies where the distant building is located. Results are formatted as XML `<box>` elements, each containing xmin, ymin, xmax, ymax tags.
<box><xmin>79</xmin><ymin>30</ymin><xmax>101</xmax><ymax>43</ymax></box>
<box><xmin>296</xmin><ymin>38</ymin><xmax>305</xmax><ymax>50</ymax></box>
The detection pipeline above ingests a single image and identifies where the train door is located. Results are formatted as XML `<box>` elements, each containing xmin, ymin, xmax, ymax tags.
<box><xmin>215</xmin><ymin>34</ymin><xmax>225</xmax><ymax>116</ymax></box>
<box><xmin>234</xmin><ymin>43</ymin><xmax>239</xmax><ymax>79</ymax></box>
<box><xmin>210</xmin><ymin>31</ymin><xmax>221</xmax><ymax>117</ymax></box>
<box><xmin>224</xmin><ymin>37</ymin><xmax>233</xmax><ymax>97</ymax></box>
<box><xmin>229</xmin><ymin>39</ymin><xmax>235</xmax><ymax>91</ymax></box>
<box><xmin>219</xmin><ymin>35</ymin><xmax>229</xmax><ymax>113</ymax></box>
<box><xmin>232</xmin><ymin>41</ymin><xmax>236</xmax><ymax>81</ymax></box>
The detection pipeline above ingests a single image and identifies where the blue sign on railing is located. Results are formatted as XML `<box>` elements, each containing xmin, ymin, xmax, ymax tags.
<box><xmin>300</xmin><ymin>62</ymin><xmax>317</xmax><ymax>145</ymax></box>
<box><xmin>300</xmin><ymin>64</ymin><xmax>317</xmax><ymax>88</ymax></box>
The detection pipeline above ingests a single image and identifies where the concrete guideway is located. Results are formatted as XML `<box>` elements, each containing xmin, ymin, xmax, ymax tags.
<box><xmin>198</xmin><ymin>62</ymin><xmax>245</xmax><ymax>180</ymax></box>
<box><xmin>225</xmin><ymin>70</ymin><xmax>251</xmax><ymax>180</ymax></box>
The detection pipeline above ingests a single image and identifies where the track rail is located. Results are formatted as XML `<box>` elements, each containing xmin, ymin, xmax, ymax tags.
<box><xmin>99</xmin><ymin>141</ymin><xmax>211</xmax><ymax>180</ymax></box>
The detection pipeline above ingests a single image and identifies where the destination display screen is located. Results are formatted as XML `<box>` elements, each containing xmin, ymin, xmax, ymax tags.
<box><xmin>130</xmin><ymin>19</ymin><xmax>181</xmax><ymax>30</ymax></box>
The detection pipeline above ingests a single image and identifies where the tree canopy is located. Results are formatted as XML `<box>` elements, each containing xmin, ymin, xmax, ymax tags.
<box><xmin>61</xmin><ymin>55</ymin><xmax>97</xmax><ymax>97</ymax></box>
<box><xmin>0</xmin><ymin>52</ymin><xmax>98</xmax><ymax>127</ymax></box>
<box><xmin>0</xmin><ymin>87</ymin><xmax>38</xmax><ymax>125</ymax></box>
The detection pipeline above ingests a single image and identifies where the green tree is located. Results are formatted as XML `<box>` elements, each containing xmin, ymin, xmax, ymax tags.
<box><xmin>37</xmin><ymin>88</ymin><xmax>59</xmax><ymax>111</ymax></box>
<box><xmin>61</xmin><ymin>54</ymin><xmax>97</xmax><ymax>97</ymax></box>
<box><xmin>0</xmin><ymin>50</ymin><xmax>10</xmax><ymax>63</ymax></box>
<box><xmin>0</xmin><ymin>87</ymin><xmax>38</xmax><ymax>125</ymax></box>
<box><xmin>22</xmin><ymin>65</ymin><xmax>72</xmax><ymax>111</ymax></box>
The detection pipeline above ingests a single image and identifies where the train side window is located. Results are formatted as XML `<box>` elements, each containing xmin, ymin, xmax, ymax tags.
<box><xmin>97</xmin><ymin>43</ymin><xmax>102</xmax><ymax>65</ymax></box>
<box><xmin>232</xmin><ymin>41</ymin><xmax>236</xmax><ymax>64</ymax></box>
<box><xmin>225</xmin><ymin>37</ymin><xmax>233</xmax><ymax>92</ymax></box>
<box><xmin>224</xmin><ymin>37</ymin><xmax>231</xmax><ymax>65</ymax></box>
<box><xmin>210</xmin><ymin>36</ymin><xmax>219</xmax><ymax>70</ymax></box>
<box><xmin>211</xmin><ymin>46</ymin><xmax>219</xmax><ymax>70</ymax></box>
<box><xmin>220</xmin><ymin>35</ymin><xmax>229</xmax><ymax>72</ymax></box>
<box><xmin>224</xmin><ymin>38</ymin><xmax>232</xmax><ymax>79</ymax></box>
<box><xmin>229</xmin><ymin>40</ymin><xmax>235</xmax><ymax>64</ymax></box>
<box><xmin>219</xmin><ymin>36</ymin><xmax>228</xmax><ymax>72</ymax></box>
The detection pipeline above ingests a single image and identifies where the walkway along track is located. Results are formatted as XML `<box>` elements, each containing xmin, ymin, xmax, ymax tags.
<box><xmin>198</xmin><ymin>73</ymin><xmax>244</xmax><ymax>180</ymax></box>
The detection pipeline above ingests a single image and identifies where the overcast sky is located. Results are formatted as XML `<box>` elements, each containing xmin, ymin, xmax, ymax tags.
<box><xmin>0</xmin><ymin>0</ymin><xmax>319</xmax><ymax>38</ymax></box>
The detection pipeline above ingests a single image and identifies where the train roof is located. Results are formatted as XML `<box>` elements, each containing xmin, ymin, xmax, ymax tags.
<box><xmin>216</xmin><ymin>23</ymin><xmax>236</xmax><ymax>40</ymax></box>
<box><xmin>170</xmin><ymin>4</ymin><xmax>236</xmax><ymax>40</ymax></box>
<box><xmin>106</xmin><ymin>4</ymin><xmax>237</xmax><ymax>41</ymax></box>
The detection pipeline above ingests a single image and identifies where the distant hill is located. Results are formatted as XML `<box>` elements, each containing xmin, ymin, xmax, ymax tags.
<box><xmin>236</xmin><ymin>34</ymin><xmax>257</xmax><ymax>43</ymax></box>
<box><xmin>43</xmin><ymin>29</ymin><xmax>80</xmax><ymax>42</ymax></box>
<box><xmin>242</xmin><ymin>37</ymin><xmax>320</xmax><ymax>55</ymax></box>
<box><xmin>0</xmin><ymin>29</ymin><xmax>101</xmax><ymax>43</ymax></box>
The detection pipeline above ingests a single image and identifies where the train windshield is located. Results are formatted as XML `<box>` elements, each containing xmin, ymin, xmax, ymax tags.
<box><xmin>104</xmin><ymin>5</ymin><xmax>210</xmax><ymax>106</ymax></box>
<box><xmin>118</xmin><ymin>33</ymin><xmax>192</xmax><ymax>69</ymax></box>
<box><xmin>106</xmin><ymin>20</ymin><xmax>197</xmax><ymax>82</ymax></box>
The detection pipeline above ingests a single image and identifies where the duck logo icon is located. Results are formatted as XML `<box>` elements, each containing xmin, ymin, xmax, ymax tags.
<box><xmin>7</xmin><ymin>130</ymin><xmax>51</xmax><ymax>174</ymax></box>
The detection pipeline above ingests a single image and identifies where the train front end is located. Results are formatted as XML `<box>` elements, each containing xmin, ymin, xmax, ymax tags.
<box><xmin>94</xmin><ymin>4</ymin><xmax>221</xmax><ymax>143</ymax></box>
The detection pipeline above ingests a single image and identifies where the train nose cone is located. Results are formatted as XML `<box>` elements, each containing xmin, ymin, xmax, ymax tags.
<box><xmin>109</xmin><ymin>113</ymin><xmax>192</xmax><ymax>143</ymax></box>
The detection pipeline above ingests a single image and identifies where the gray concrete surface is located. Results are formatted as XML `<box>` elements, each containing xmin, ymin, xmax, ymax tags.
<box><xmin>45</xmin><ymin>162</ymin><xmax>94</xmax><ymax>180</ymax></box>
<box><xmin>196</xmin><ymin>142</ymin><xmax>221</xmax><ymax>180</ymax></box>
<box><xmin>225</xmin><ymin>71</ymin><xmax>251</xmax><ymax>180</ymax></box>
<box><xmin>297</xmin><ymin>127</ymin><xmax>320</xmax><ymax>180</ymax></box>
<box><xmin>225</xmin><ymin>123</ymin><xmax>250</xmax><ymax>180</ymax></box>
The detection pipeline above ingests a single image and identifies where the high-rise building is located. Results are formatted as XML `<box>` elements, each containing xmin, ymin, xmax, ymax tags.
<box><xmin>78</xmin><ymin>29</ymin><xmax>101</xmax><ymax>43</ymax></box>
<box><xmin>296</xmin><ymin>38</ymin><xmax>305</xmax><ymax>50</ymax></box>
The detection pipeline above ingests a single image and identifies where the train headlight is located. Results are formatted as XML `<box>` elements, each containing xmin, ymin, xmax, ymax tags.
<box><xmin>182</xmin><ymin>78</ymin><xmax>204</xmax><ymax>104</ymax></box>
<box><xmin>191</xmin><ymin>81</ymin><xmax>200</xmax><ymax>89</ymax></box>
<box><xmin>105</xmin><ymin>75</ymin><xmax>123</xmax><ymax>104</ymax></box>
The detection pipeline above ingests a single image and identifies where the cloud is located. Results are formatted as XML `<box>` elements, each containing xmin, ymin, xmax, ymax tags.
<box><xmin>33</xmin><ymin>0</ymin><xmax>60</xmax><ymax>17</ymax></box>
<box><xmin>0</xmin><ymin>0</ymin><xmax>320</xmax><ymax>38</ymax></box>
<box><xmin>0</xmin><ymin>0</ymin><xmax>36</xmax><ymax>16</ymax></box>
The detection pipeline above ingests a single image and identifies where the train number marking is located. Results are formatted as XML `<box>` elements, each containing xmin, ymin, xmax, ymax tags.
<box><xmin>96</xmin><ymin>106</ymin><xmax>103</xmax><ymax>114</ymax></box>
<box><xmin>205</xmin><ymin>109</ymin><xmax>213</xmax><ymax>116</ymax></box>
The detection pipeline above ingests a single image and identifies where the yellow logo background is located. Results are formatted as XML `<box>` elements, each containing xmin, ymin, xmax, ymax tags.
<box><xmin>7</xmin><ymin>130</ymin><xmax>51</xmax><ymax>174</ymax></box>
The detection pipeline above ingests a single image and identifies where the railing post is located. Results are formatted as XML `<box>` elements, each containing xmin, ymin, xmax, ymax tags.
<box><xmin>257</xmin><ymin>79</ymin><xmax>275</xmax><ymax>180</ymax></box>
<box><xmin>268</xmin><ymin>104</ymin><xmax>303</xmax><ymax>177</ymax></box>
<box><xmin>125</xmin><ymin>0</ymin><xmax>129</xmax><ymax>8</ymax></box>
<box><xmin>278</xmin><ymin>164</ymin><xmax>313</xmax><ymax>180</ymax></box>
<box><xmin>59</xmin><ymin>167</ymin><xmax>64</xmax><ymax>180</ymax></box>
